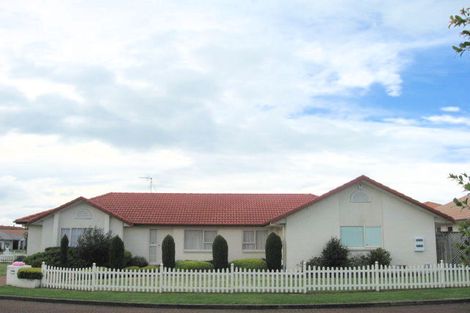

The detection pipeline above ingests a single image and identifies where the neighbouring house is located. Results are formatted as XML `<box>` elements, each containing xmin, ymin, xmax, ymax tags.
<box><xmin>425</xmin><ymin>196</ymin><xmax>470</xmax><ymax>232</ymax></box>
<box><xmin>0</xmin><ymin>226</ymin><xmax>27</xmax><ymax>252</ymax></box>
<box><xmin>426</xmin><ymin>197</ymin><xmax>470</xmax><ymax>264</ymax></box>
<box><xmin>15</xmin><ymin>175</ymin><xmax>453</xmax><ymax>267</ymax></box>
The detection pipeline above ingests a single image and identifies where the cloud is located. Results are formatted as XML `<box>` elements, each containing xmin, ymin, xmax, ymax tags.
<box><xmin>440</xmin><ymin>106</ymin><xmax>461</xmax><ymax>113</ymax></box>
<box><xmin>424</xmin><ymin>115</ymin><xmax>470</xmax><ymax>126</ymax></box>
<box><xmin>0</xmin><ymin>1</ymin><xmax>469</xmax><ymax>224</ymax></box>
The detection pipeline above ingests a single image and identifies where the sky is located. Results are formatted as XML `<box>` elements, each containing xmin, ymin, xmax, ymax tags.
<box><xmin>0</xmin><ymin>1</ymin><xmax>469</xmax><ymax>226</ymax></box>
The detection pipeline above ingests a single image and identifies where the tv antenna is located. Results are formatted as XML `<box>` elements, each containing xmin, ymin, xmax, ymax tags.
<box><xmin>139</xmin><ymin>176</ymin><xmax>153</xmax><ymax>192</ymax></box>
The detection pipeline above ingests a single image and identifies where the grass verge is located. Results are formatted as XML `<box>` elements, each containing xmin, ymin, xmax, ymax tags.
<box><xmin>0</xmin><ymin>286</ymin><xmax>469</xmax><ymax>305</ymax></box>
<box><xmin>0</xmin><ymin>264</ymin><xmax>7</xmax><ymax>277</ymax></box>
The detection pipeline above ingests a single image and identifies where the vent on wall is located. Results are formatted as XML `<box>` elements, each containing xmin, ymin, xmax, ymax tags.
<box><xmin>75</xmin><ymin>208</ymin><xmax>92</xmax><ymax>219</ymax></box>
<box><xmin>350</xmin><ymin>191</ymin><xmax>370</xmax><ymax>203</ymax></box>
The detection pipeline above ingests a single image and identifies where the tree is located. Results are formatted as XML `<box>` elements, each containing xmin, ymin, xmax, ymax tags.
<box><xmin>449</xmin><ymin>173</ymin><xmax>470</xmax><ymax>265</ymax></box>
<box><xmin>265</xmin><ymin>232</ymin><xmax>282</xmax><ymax>270</ymax></box>
<box><xmin>212</xmin><ymin>235</ymin><xmax>228</xmax><ymax>269</ymax></box>
<box><xmin>449</xmin><ymin>7</ymin><xmax>470</xmax><ymax>55</ymax></box>
<box><xmin>108</xmin><ymin>236</ymin><xmax>125</xmax><ymax>269</ymax></box>
<box><xmin>161</xmin><ymin>235</ymin><xmax>175</xmax><ymax>268</ymax></box>
<box><xmin>76</xmin><ymin>228</ymin><xmax>112</xmax><ymax>266</ymax></box>
<box><xmin>60</xmin><ymin>234</ymin><xmax>69</xmax><ymax>266</ymax></box>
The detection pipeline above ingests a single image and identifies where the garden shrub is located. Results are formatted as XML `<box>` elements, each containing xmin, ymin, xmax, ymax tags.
<box><xmin>60</xmin><ymin>234</ymin><xmax>69</xmax><ymax>266</ymax></box>
<box><xmin>123</xmin><ymin>250</ymin><xmax>132</xmax><ymax>267</ymax></box>
<box><xmin>265</xmin><ymin>232</ymin><xmax>282</xmax><ymax>270</ymax></box>
<box><xmin>124</xmin><ymin>265</ymin><xmax>159</xmax><ymax>271</ymax></box>
<box><xmin>76</xmin><ymin>228</ymin><xmax>112</xmax><ymax>266</ymax></box>
<box><xmin>108</xmin><ymin>236</ymin><xmax>125</xmax><ymax>269</ymax></box>
<box><xmin>128</xmin><ymin>256</ymin><xmax>148</xmax><ymax>267</ymax></box>
<box><xmin>14</xmin><ymin>255</ymin><xmax>26</xmax><ymax>262</ymax></box>
<box><xmin>366</xmin><ymin>248</ymin><xmax>392</xmax><ymax>266</ymax></box>
<box><xmin>161</xmin><ymin>235</ymin><xmax>175</xmax><ymax>268</ymax></box>
<box><xmin>175</xmin><ymin>260</ymin><xmax>214</xmax><ymax>270</ymax></box>
<box><xmin>230</xmin><ymin>258</ymin><xmax>267</xmax><ymax>270</ymax></box>
<box><xmin>348</xmin><ymin>255</ymin><xmax>369</xmax><ymax>267</ymax></box>
<box><xmin>306</xmin><ymin>256</ymin><xmax>323</xmax><ymax>267</ymax></box>
<box><xmin>212</xmin><ymin>235</ymin><xmax>228</xmax><ymax>269</ymax></box>
<box><xmin>24</xmin><ymin>247</ymin><xmax>87</xmax><ymax>268</ymax></box>
<box><xmin>17</xmin><ymin>268</ymin><xmax>43</xmax><ymax>280</ymax></box>
<box><xmin>319</xmin><ymin>237</ymin><xmax>349</xmax><ymax>268</ymax></box>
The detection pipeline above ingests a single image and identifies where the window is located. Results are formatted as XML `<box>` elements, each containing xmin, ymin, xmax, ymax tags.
<box><xmin>184</xmin><ymin>230</ymin><xmax>217</xmax><ymax>250</ymax></box>
<box><xmin>340</xmin><ymin>226</ymin><xmax>382</xmax><ymax>248</ymax></box>
<box><xmin>60</xmin><ymin>228</ymin><xmax>90</xmax><ymax>247</ymax></box>
<box><xmin>242</xmin><ymin>230</ymin><xmax>268</xmax><ymax>250</ymax></box>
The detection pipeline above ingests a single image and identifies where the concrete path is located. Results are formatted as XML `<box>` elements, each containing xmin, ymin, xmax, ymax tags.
<box><xmin>0</xmin><ymin>300</ymin><xmax>470</xmax><ymax>313</ymax></box>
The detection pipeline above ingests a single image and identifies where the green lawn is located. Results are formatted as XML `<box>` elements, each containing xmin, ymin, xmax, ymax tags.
<box><xmin>0</xmin><ymin>263</ymin><xmax>7</xmax><ymax>276</ymax></box>
<box><xmin>0</xmin><ymin>286</ymin><xmax>469</xmax><ymax>305</ymax></box>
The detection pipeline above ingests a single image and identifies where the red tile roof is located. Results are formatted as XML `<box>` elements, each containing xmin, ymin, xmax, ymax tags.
<box><xmin>15</xmin><ymin>175</ymin><xmax>454</xmax><ymax>226</ymax></box>
<box><xmin>430</xmin><ymin>196</ymin><xmax>470</xmax><ymax>221</ymax></box>
<box><xmin>16</xmin><ymin>193</ymin><xmax>318</xmax><ymax>226</ymax></box>
<box><xmin>423</xmin><ymin>201</ymin><xmax>442</xmax><ymax>209</ymax></box>
<box><xmin>0</xmin><ymin>225</ymin><xmax>26</xmax><ymax>237</ymax></box>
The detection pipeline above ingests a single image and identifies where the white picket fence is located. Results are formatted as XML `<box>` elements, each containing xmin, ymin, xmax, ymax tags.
<box><xmin>0</xmin><ymin>254</ymin><xmax>16</xmax><ymax>263</ymax></box>
<box><xmin>41</xmin><ymin>261</ymin><xmax>470</xmax><ymax>293</ymax></box>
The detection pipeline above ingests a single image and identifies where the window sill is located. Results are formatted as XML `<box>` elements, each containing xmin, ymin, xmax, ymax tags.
<box><xmin>348</xmin><ymin>247</ymin><xmax>381</xmax><ymax>251</ymax></box>
<box><xmin>242</xmin><ymin>250</ymin><xmax>265</xmax><ymax>253</ymax></box>
<box><xmin>183</xmin><ymin>250</ymin><xmax>212</xmax><ymax>253</ymax></box>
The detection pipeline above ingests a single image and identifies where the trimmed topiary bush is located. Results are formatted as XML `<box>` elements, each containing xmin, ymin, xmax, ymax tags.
<box><xmin>366</xmin><ymin>248</ymin><xmax>392</xmax><ymax>266</ymax></box>
<box><xmin>108</xmin><ymin>236</ymin><xmax>125</xmax><ymax>269</ymax></box>
<box><xmin>17</xmin><ymin>268</ymin><xmax>43</xmax><ymax>280</ymax></box>
<box><xmin>162</xmin><ymin>235</ymin><xmax>175</xmax><ymax>268</ymax></box>
<box><xmin>128</xmin><ymin>256</ymin><xmax>148</xmax><ymax>267</ymax></box>
<box><xmin>230</xmin><ymin>258</ymin><xmax>267</xmax><ymax>270</ymax></box>
<box><xmin>175</xmin><ymin>260</ymin><xmax>214</xmax><ymax>270</ymax></box>
<box><xmin>212</xmin><ymin>235</ymin><xmax>228</xmax><ymax>269</ymax></box>
<box><xmin>60</xmin><ymin>234</ymin><xmax>68</xmax><ymax>266</ymax></box>
<box><xmin>265</xmin><ymin>232</ymin><xmax>282</xmax><ymax>270</ymax></box>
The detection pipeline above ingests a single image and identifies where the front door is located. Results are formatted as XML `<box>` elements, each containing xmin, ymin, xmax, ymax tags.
<box><xmin>149</xmin><ymin>229</ymin><xmax>158</xmax><ymax>264</ymax></box>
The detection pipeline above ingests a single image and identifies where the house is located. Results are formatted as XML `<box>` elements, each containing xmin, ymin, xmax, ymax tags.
<box><xmin>0</xmin><ymin>226</ymin><xmax>27</xmax><ymax>252</ymax></box>
<box><xmin>425</xmin><ymin>196</ymin><xmax>470</xmax><ymax>233</ymax></box>
<box><xmin>15</xmin><ymin>175</ymin><xmax>453</xmax><ymax>267</ymax></box>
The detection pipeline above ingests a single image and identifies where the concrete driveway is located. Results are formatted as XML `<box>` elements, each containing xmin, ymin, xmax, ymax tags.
<box><xmin>0</xmin><ymin>300</ymin><xmax>470</xmax><ymax>313</ymax></box>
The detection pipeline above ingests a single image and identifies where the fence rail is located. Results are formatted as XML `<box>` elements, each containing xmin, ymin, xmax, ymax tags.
<box><xmin>41</xmin><ymin>261</ymin><xmax>470</xmax><ymax>293</ymax></box>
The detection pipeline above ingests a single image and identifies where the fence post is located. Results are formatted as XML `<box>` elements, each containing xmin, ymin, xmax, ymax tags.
<box><xmin>41</xmin><ymin>262</ymin><xmax>46</xmax><ymax>287</ymax></box>
<box><xmin>302</xmin><ymin>261</ymin><xmax>307</xmax><ymax>293</ymax></box>
<box><xmin>438</xmin><ymin>260</ymin><xmax>444</xmax><ymax>288</ymax></box>
<box><xmin>91</xmin><ymin>263</ymin><xmax>96</xmax><ymax>291</ymax></box>
<box><xmin>374</xmin><ymin>261</ymin><xmax>379</xmax><ymax>292</ymax></box>
<box><xmin>230</xmin><ymin>263</ymin><xmax>234</xmax><ymax>293</ymax></box>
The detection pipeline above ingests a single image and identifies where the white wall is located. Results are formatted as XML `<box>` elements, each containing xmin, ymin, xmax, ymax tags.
<box><xmin>124</xmin><ymin>226</ymin><xmax>272</xmax><ymax>264</ymax></box>
<box><xmin>27</xmin><ymin>201</ymin><xmax>125</xmax><ymax>253</ymax></box>
<box><xmin>285</xmin><ymin>182</ymin><xmax>440</xmax><ymax>267</ymax></box>
<box><xmin>26</xmin><ymin>225</ymin><xmax>42</xmax><ymax>255</ymax></box>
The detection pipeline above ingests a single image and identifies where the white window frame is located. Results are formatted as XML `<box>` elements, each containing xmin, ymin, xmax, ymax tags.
<box><xmin>242</xmin><ymin>229</ymin><xmax>268</xmax><ymax>252</ymax></box>
<box><xmin>60</xmin><ymin>227</ymin><xmax>91</xmax><ymax>247</ymax></box>
<box><xmin>184</xmin><ymin>229</ymin><xmax>217</xmax><ymax>252</ymax></box>
<box><xmin>340</xmin><ymin>225</ymin><xmax>383</xmax><ymax>250</ymax></box>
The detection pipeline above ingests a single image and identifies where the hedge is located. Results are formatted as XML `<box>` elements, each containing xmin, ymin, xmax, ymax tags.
<box><xmin>230</xmin><ymin>258</ymin><xmax>267</xmax><ymax>270</ymax></box>
<box><xmin>123</xmin><ymin>265</ymin><xmax>160</xmax><ymax>271</ymax></box>
<box><xmin>175</xmin><ymin>260</ymin><xmax>214</xmax><ymax>270</ymax></box>
<box><xmin>17</xmin><ymin>268</ymin><xmax>43</xmax><ymax>280</ymax></box>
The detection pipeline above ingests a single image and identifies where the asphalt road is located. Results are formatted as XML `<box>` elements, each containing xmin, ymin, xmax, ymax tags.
<box><xmin>0</xmin><ymin>300</ymin><xmax>470</xmax><ymax>313</ymax></box>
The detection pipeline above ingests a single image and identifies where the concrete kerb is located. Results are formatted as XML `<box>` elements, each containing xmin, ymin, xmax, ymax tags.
<box><xmin>0</xmin><ymin>295</ymin><xmax>470</xmax><ymax>310</ymax></box>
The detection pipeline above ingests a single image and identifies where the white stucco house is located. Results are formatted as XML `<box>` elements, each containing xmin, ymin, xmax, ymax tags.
<box><xmin>15</xmin><ymin>175</ymin><xmax>454</xmax><ymax>267</ymax></box>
